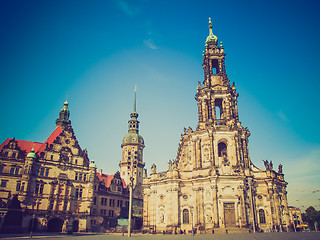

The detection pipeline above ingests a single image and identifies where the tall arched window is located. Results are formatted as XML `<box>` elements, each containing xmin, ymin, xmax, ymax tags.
<box><xmin>182</xmin><ymin>209</ymin><xmax>189</xmax><ymax>224</ymax></box>
<box><xmin>218</xmin><ymin>142</ymin><xmax>227</xmax><ymax>157</ymax></box>
<box><xmin>259</xmin><ymin>209</ymin><xmax>266</xmax><ymax>224</ymax></box>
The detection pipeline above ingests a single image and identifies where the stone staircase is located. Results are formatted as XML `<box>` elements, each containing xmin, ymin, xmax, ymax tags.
<box><xmin>209</xmin><ymin>227</ymin><xmax>251</xmax><ymax>234</ymax></box>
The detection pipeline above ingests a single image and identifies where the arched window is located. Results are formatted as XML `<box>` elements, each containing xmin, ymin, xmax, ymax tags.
<box><xmin>259</xmin><ymin>209</ymin><xmax>266</xmax><ymax>224</ymax></box>
<box><xmin>182</xmin><ymin>209</ymin><xmax>189</xmax><ymax>224</ymax></box>
<box><xmin>214</xmin><ymin>98</ymin><xmax>223</xmax><ymax>120</ymax></box>
<box><xmin>218</xmin><ymin>142</ymin><xmax>227</xmax><ymax>157</ymax></box>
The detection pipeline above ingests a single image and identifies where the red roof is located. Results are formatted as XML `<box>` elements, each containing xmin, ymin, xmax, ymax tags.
<box><xmin>37</xmin><ymin>125</ymin><xmax>63</xmax><ymax>153</ymax></box>
<box><xmin>0</xmin><ymin>125</ymin><xmax>91</xmax><ymax>166</ymax></box>
<box><xmin>97</xmin><ymin>172</ymin><xmax>127</xmax><ymax>188</ymax></box>
<box><xmin>0</xmin><ymin>125</ymin><xmax>63</xmax><ymax>157</ymax></box>
<box><xmin>0</xmin><ymin>138</ymin><xmax>42</xmax><ymax>154</ymax></box>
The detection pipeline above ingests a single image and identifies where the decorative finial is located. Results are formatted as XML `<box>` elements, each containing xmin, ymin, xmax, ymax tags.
<box><xmin>209</xmin><ymin>17</ymin><xmax>212</xmax><ymax>24</ymax></box>
<box><xmin>220</xmin><ymin>41</ymin><xmax>223</xmax><ymax>48</ymax></box>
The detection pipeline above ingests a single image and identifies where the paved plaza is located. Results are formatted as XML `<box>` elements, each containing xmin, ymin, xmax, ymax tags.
<box><xmin>0</xmin><ymin>232</ymin><xmax>319</xmax><ymax>240</ymax></box>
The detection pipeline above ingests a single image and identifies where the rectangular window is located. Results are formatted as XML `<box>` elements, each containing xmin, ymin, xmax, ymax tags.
<box><xmin>109</xmin><ymin>210</ymin><xmax>114</xmax><ymax>217</ymax></box>
<box><xmin>117</xmin><ymin>200</ymin><xmax>123</xmax><ymax>208</ymax></box>
<box><xmin>45</xmin><ymin>168</ymin><xmax>49</xmax><ymax>177</ymax></box>
<box><xmin>0</xmin><ymin>166</ymin><xmax>3</xmax><ymax>173</ymax></box>
<box><xmin>40</xmin><ymin>168</ymin><xmax>45</xmax><ymax>176</ymax></box>
<box><xmin>75</xmin><ymin>172</ymin><xmax>78</xmax><ymax>180</ymax></box>
<box><xmin>83</xmin><ymin>174</ymin><xmax>86</xmax><ymax>182</ymax></box>
<box><xmin>12</xmin><ymin>152</ymin><xmax>16</xmax><ymax>158</ymax></box>
<box><xmin>35</xmin><ymin>183</ymin><xmax>39</xmax><ymax>194</ymax></box>
<box><xmin>109</xmin><ymin>199</ymin><xmax>115</xmax><ymax>207</ymax></box>
<box><xmin>75</xmin><ymin>188</ymin><xmax>83</xmax><ymax>199</ymax></box>
<box><xmin>0</xmin><ymin>180</ymin><xmax>7</xmax><ymax>187</ymax></box>
<box><xmin>16</xmin><ymin>181</ymin><xmax>21</xmax><ymax>191</ymax></box>
<box><xmin>10</xmin><ymin>167</ymin><xmax>14</xmax><ymax>175</ymax></box>
<box><xmin>79</xmin><ymin>173</ymin><xmax>83</xmax><ymax>181</ymax></box>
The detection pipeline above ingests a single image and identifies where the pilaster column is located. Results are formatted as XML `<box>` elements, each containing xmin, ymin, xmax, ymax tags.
<box><xmin>197</xmin><ymin>139</ymin><xmax>202</xmax><ymax>168</ymax></box>
<box><xmin>193</xmin><ymin>141</ymin><xmax>197</xmax><ymax>169</ymax></box>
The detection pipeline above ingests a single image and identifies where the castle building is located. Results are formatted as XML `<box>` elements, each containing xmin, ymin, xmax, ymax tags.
<box><xmin>0</xmin><ymin>100</ymin><xmax>97</xmax><ymax>232</ymax></box>
<box><xmin>0</xmin><ymin>98</ymin><xmax>140</xmax><ymax>233</ymax></box>
<box><xmin>142</xmin><ymin>19</ymin><xmax>289</xmax><ymax>233</ymax></box>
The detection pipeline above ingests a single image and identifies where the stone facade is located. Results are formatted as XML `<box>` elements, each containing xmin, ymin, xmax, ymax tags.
<box><xmin>0</xmin><ymin>99</ymin><xmax>136</xmax><ymax>233</ymax></box>
<box><xmin>143</xmin><ymin>19</ymin><xmax>289</xmax><ymax>233</ymax></box>
<box><xmin>0</xmin><ymin>100</ymin><xmax>96</xmax><ymax>232</ymax></box>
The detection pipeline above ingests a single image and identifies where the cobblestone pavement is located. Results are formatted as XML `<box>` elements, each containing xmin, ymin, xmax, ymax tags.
<box><xmin>0</xmin><ymin>232</ymin><xmax>320</xmax><ymax>240</ymax></box>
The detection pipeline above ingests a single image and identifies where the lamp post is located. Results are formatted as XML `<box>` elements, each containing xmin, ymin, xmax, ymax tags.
<box><xmin>190</xmin><ymin>206</ymin><xmax>194</xmax><ymax>236</ymax></box>
<box><xmin>30</xmin><ymin>213</ymin><xmax>36</xmax><ymax>238</ymax></box>
<box><xmin>248</xmin><ymin>178</ymin><xmax>256</xmax><ymax>233</ymax></box>
<box><xmin>128</xmin><ymin>158</ymin><xmax>137</xmax><ymax>237</ymax></box>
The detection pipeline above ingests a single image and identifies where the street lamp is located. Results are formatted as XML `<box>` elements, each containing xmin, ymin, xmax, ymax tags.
<box><xmin>128</xmin><ymin>158</ymin><xmax>137</xmax><ymax>237</ymax></box>
<box><xmin>248</xmin><ymin>178</ymin><xmax>256</xmax><ymax>233</ymax></box>
<box><xmin>190</xmin><ymin>206</ymin><xmax>194</xmax><ymax>236</ymax></box>
<box><xmin>30</xmin><ymin>213</ymin><xmax>36</xmax><ymax>238</ymax></box>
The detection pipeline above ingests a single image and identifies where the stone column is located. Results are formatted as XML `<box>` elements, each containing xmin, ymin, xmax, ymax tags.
<box><xmin>197</xmin><ymin>139</ymin><xmax>202</xmax><ymax>168</ymax></box>
<box><xmin>198</xmin><ymin>101</ymin><xmax>203</xmax><ymax>123</ymax></box>
<box><xmin>193</xmin><ymin>141</ymin><xmax>197</xmax><ymax>169</ymax></box>
<box><xmin>209</xmin><ymin>133</ymin><xmax>215</xmax><ymax>167</ymax></box>
<box><xmin>212</xmin><ymin>184</ymin><xmax>219</xmax><ymax>227</ymax></box>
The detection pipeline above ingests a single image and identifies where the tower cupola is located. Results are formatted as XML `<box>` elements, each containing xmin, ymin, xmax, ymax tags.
<box><xmin>122</xmin><ymin>87</ymin><xmax>144</xmax><ymax>147</ymax></box>
<box><xmin>205</xmin><ymin>17</ymin><xmax>218</xmax><ymax>46</ymax></box>
<box><xmin>56</xmin><ymin>99</ymin><xmax>71</xmax><ymax>129</ymax></box>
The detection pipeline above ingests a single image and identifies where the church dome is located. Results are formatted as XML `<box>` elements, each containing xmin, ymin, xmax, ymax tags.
<box><xmin>27</xmin><ymin>146</ymin><xmax>37</xmax><ymax>158</ymax></box>
<box><xmin>122</xmin><ymin>132</ymin><xmax>144</xmax><ymax>146</ymax></box>
<box><xmin>205</xmin><ymin>18</ymin><xmax>218</xmax><ymax>46</ymax></box>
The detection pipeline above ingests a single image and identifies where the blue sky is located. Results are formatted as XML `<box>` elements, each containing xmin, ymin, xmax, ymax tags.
<box><xmin>1</xmin><ymin>0</ymin><xmax>319</xmax><ymax>211</ymax></box>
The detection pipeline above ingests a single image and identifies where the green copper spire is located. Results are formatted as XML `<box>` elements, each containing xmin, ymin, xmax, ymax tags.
<box><xmin>133</xmin><ymin>85</ymin><xmax>137</xmax><ymax>113</ymax></box>
<box><xmin>56</xmin><ymin>98</ymin><xmax>71</xmax><ymax>129</ymax></box>
<box><xmin>205</xmin><ymin>17</ymin><xmax>218</xmax><ymax>46</ymax></box>
<box><xmin>121</xmin><ymin>87</ymin><xmax>144</xmax><ymax>147</ymax></box>
<box><xmin>27</xmin><ymin>145</ymin><xmax>37</xmax><ymax>158</ymax></box>
<box><xmin>130</xmin><ymin>85</ymin><xmax>138</xmax><ymax>121</ymax></box>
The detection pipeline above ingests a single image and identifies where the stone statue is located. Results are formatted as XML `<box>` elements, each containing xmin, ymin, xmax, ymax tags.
<box><xmin>169</xmin><ymin>160</ymin><xmax>172</xmax><ymax>170</ymax></box>
<box><xmin>151</xmin><ymin>164</ymin><xmax>157</xmax><ymax>174</ymax></box>
<box><xmin>263</xmin><ymin>160</ymin><xmax>269</xmax><ymax>170</ymax></box>
<box><xmin>278</xmin><ymin>164</ymin><xmax>283</xmax><ymax>173</ymax></box>
<box><xmin>269</xmin><ymin>161</ymin><xmax>273</xmax><ymax>170</ymax></box>
<box><xmin>173</xmin><ymin>160</ymin><xmax>178</xmax><ymax>170</ymax></box>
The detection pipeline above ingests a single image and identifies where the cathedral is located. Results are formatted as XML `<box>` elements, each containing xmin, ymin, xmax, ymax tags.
<box><xmin>142</xmin><ymin>19</ymin><xmax>289</xmax><ymax>233</ymax></box>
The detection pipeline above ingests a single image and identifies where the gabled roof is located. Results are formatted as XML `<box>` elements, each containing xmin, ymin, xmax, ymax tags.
<box><xmin>0</xmin><ymin>138</ymin><xmax>42</xmax><ymax>154</ymax></box>
<box><xmin>0</xmin><ymin>125</ymin><xmax>64</xmax><ymax>158</ymax></box>
<box><xmin>37</xmin><ymin>125</ymin><xmax>63</xmax><ymax>153</ymax></box>
<box><xmin>97</xmin><ymin>172</ymin><xmax>127</xmax><ymax>188</ymax></box>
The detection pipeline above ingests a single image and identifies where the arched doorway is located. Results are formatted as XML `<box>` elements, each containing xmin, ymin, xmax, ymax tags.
<box><xmin>72</xmin><ymin>220</ymin><xmax>79</xmax><ymax>232</ymax></box>
<box><xmin>47</xmin><ymin>218</ymin><xmax>64</xmax><ymax>232</ymax></box>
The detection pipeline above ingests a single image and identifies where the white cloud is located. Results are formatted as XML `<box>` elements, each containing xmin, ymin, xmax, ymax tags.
<box><xmin>277</xmin><ymin>110</ymin><xmax>289</xmax><ymax>122</ymax></box>
<box><xmin>115</xmin><ymin>0</ymin><xmax>140</xmax><ymax>16</ymax></box>
<box><xmin>144</xmin><ymin>38</ymin><xmax>159</xmax><ymax>50</ymax></box>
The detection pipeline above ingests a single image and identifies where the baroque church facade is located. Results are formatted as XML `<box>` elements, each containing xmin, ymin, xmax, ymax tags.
<box><xmin>143</xmin><ymin>19</ymin><xmax>289</xmax><ymax>233</ymax></box>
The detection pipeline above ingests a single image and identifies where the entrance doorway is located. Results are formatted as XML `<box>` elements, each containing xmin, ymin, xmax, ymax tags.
<box><xmin>47</xmin><ymin>218</ymin><xmax>64</xmax><ymax>232</ymax></box>
<box><xmin>224</xmin><ymin>203</ymin><xmax>236</xmax><ymax>227</ymax></box>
